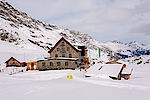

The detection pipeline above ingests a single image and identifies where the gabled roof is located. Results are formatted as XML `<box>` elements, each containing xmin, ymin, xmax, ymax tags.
<box><xmin>48</xmin><ymin>37</ymin><xmax>79</xmax><ymax>53</ymax></box>
<box><xmin>5</xmin><ymin>57</ymin><xmax>21</xmax><ymax>64</ymax></box>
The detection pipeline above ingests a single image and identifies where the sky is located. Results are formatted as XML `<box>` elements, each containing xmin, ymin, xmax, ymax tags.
<box><xmin>7</xmin><ymin>0</ymin><xmax>150</xmax><ymax>44</ymax></box>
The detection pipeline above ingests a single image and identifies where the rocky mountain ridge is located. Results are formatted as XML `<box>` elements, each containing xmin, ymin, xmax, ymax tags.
<box><xmin>0</xmin><ymin>0</ymin><xmax>150</xmax><ymax>63</ymax></box>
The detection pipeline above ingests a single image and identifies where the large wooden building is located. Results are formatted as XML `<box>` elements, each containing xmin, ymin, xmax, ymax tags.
<box><xmin>38</xmin><ymin>37</ymin><xmax>88</xmax><ymax>70</ymax></box>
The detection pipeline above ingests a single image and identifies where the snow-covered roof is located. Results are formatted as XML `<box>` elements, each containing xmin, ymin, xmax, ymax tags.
<box><xmin>86</xmin><ymin>63</ymin><xmax>125</xmax><ymax>79</ymax></box>
<box><xmin>46</xmin><ymin>57</ymin><xmax>78</xmax><ymax>61</ymax></box>
<box><xmin>98</xmin><ymin>64</ymin><xmax>124</xmax><ymax>77</ymax></box>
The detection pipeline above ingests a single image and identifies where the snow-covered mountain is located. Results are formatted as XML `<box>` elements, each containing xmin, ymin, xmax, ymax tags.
<box><xmin>0</xmin><ymin>0</ymin><xmax>150</xmax><ymax>67</ymax></box>
<box><xmin>0</xmin><ymin>0</ymin><xmax>122</xmax><ymax>64</ymax></box>
<box><xmin>105</xmin><ymin>40</ymin><xmax>150</xmax><ymax>58</ymax></box>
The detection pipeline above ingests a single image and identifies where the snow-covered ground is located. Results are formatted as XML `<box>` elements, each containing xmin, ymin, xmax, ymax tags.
<box><xmin>0</xmin><ymin>64</ymin><xmax>150</xmax><ymax>100</ymax></box>
<box><xmin>0</xmin><ymin>1</ymin><xmax>150</xmax><ymax>99</ymax></box>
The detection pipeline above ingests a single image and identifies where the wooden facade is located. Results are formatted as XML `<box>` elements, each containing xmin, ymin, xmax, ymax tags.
<box><xmin>5</xmin><ymin>57</ymin><xmax>22</xmax><ymax>67</ymax></box>
<box><xmin>106</xmin><ymin>61</ymin><xmax>122</xmax><ymax>64</ymax></box>
<box><xmin>27</xmin><ymin>62</ymin><xmax>38</xmax><ymax>70</ymax></box>
<box><xmin>38</xmin><ymin>37</ymin><xmax>88</xmax><ymax>70</ymax></box>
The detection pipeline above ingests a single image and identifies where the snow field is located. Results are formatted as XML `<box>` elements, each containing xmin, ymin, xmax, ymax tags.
<box><xmin>0</xmin><ymin>68</ymin><xmax>150</xmax><ymax>100</ymax></box>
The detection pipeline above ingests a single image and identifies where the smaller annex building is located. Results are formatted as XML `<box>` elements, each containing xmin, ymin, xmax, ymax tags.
<box><xmin>27</xmin><ymin>62</ymin><xmax>38</xmax><ymax>70</ymax></box>
<box><xmin>38</xmin><ymin>37</ymin><xmax>88</xmax><ymax>70</ymax></box>
<box><xmin>85</xmin><ymin>63</ymin><xmax>127</xmax><ymax>80</ymax></box>
<box><xmin>5</xmin><ymin>57</ymin><xmax>26</xmax><ymax>67</ymax></box>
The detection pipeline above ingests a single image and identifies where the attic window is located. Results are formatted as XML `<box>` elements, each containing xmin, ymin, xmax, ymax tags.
<box><xmin>61</xmin><ymin>41</ymin><xmax>65</xmax><ymax>46</ymax></box>
<box><xmin>12</xmin><ymin>62</ymin><xmax>15</xmax><ymax>65</ymax></box>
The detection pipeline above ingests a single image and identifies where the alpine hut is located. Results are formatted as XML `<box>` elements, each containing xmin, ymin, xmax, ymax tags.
<box><xmin>38</xmin><ymin>37</ymin><xmax>89</xmax><ymax>70</ymax></box>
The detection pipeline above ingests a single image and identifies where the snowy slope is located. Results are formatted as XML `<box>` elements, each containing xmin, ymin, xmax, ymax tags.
<box><xmin>0</xmin><ymin>0</ymin><xmax>123</xmax><ymax>66</ymax></box>
<box><xmin>0</xmin><ymin>66</ymin><xmax>150</xmax><ymax>100</ymax></box>
<box><xmin>0</xmin><ymin>0</ymin><xmax>150</xmax><ymax>68</ymax></box>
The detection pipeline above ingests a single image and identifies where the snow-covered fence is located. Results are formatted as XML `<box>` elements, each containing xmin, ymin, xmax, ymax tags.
<box><xmin>2</xmin><ymin>67</ymin><xmax>27</xmax><ymax>75</ymax></box>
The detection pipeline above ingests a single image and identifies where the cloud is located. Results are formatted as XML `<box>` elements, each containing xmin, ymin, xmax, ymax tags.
<box><xmin>130</xmin><ymin>23</ymin><xmax>150</xmax><ymax>35</ymax></box>
<box><xmin>6</xmin><ymin>0</ymin><xmax>150</xmax><ymax>44</ymax></box>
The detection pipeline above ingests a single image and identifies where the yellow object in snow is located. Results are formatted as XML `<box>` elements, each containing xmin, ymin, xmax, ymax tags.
<box><xmin>70</xmin><ymin>75</ymin><xmax>73</xmax><ymax>79</ymax></box>
<box><xmin>67</xmin><ymin>75</ymin><xmax>73</xmax><ymax>79</ymax></box>
<box><xmin>67</xmin><ymin>75</ymin><xmax>69</xmax><ymax>78</ymax></box>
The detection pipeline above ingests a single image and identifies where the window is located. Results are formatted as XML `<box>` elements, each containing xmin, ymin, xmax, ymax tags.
<box><xmin>57</xmin><ymin>62</ymin><xmax>61</xmax><ymax>66</ymax></box>
<box><xmin>12</xmin><ymin>62</ymin><xmax>15</xmax><ymax>65</ymax></box>
<box><xmin>57</xmin><ymin>48</ymin><xmax>60</xmax><ymax>51</ymax></box>
<box><xmin>50</xmin><ymin>62</ymin><xmax>53</xmax><ymax>66</ymax></box>
<box><xmin>61</xmin><ymin>41</ymin><xmax>65</xmax><ymax>46</ymax></box>
<box><xmin>67</xmin><ymin>47</ymin><xmax>70</xmax><ymax>51</ymax></box>
<box><xmin>62</xmin><ymin>54</ymin><xmax>65</xmax><ymax>57</ymax></box>
<box><xmin>62</xmin><ymin>48</ymin><xmax>65</xmax><ymax>52</ymax></box>
<box><xmin>81</xmin><ymin>51</ymin><xmax>85</xmax><ymax>56</ymax></box>
<box><xmin>65</xmin><ymin>62</ymin><xmax>69</xmax><ymax>66</ymax></box>
<box><xmin>42</xmin><ymin>62</ymin><xmax>46</xmax><ymax>66</ymax></box>
<box><xmin>55</xmin><ymin>54</ymin><xmax>58</xmax><ymax>58</ymax></box>
<box><xmin>81</xmin><ymin>59</ymin><xmax>84</xmax><ymax>63</ymax></box>
<box><xmin>31</xmin><ymin>63</ymin><xmax>34</xmax><ymax>67</ymax></box>
<box><xmin>69</xmin><ymin>54</ymin><xmax>72</xmax><ymax>58</ymax></box>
